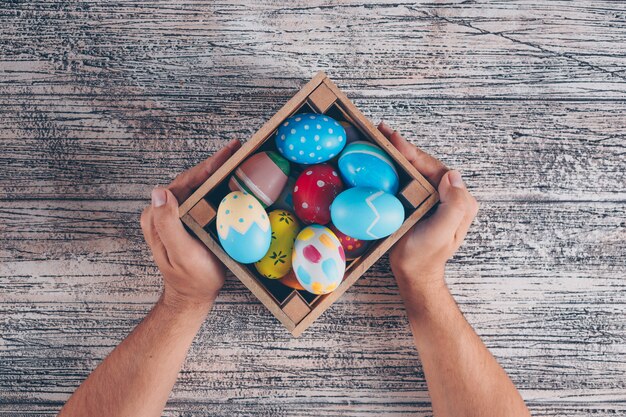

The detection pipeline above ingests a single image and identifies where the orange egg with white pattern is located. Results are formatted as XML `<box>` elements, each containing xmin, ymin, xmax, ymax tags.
<box><xmin>292</xmin><ymin>225</ymin><xmax>346</xmax><ymax>295</ymax></box>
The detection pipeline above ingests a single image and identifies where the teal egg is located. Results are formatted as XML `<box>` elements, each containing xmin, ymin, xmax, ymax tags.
<box><xmin>217</xmin><ymin>191</ymin><xmax>271</xmax><ymax>263</ymax></box>
<box><xmin>338</xmin><ymin>141</ymin><xmax>399</xmax><ymax>194</ymax></box>
<box><xmin>330</xmin><ymin>187</ymin><xmax>404</xmax><ymax>240</ymax></box>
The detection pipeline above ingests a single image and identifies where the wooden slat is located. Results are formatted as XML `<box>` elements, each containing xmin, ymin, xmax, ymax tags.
<box><xmin>1</xmin><ymin>0</ymin><xmax>625</xmax><ymax>415</ymax></box>
<box><xmin>188</xmin><ymin>198</ymin><xmax>216</xmax><ymax>227</ymax></box>
<box><xmin>1</xmin><ymin>1</ymin><xmax>625</xmax><ymax>100</ymax></box>
<box><xmin>308</xmin><ymin>82</ymin><xmax>337</xmax><ymax>113</ymax></box>
<box><xmin>1</xmin><ymin>99</ymin><xmax>624</xmax><ymax>201</ymax></box>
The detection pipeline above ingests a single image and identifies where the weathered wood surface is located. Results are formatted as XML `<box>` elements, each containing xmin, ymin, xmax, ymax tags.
<box><xmin>1</xmin><ymin>1</ymin><xmax>625</xmax><ymax>416</ymax></box>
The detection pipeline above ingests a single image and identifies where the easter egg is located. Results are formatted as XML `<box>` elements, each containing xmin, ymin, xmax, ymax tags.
<box><xmin>338</xmin><ymin>141</ymin><xmax>400</xmax><ymax>194</ymax></box>
<box><xmin>271</xmin><ymin>176</ymin><xmax>296</xmax><ymax>211</ymax></box>
<box><xmin>228</xmin><ymin>151</ymin><xmax>290</xmax><ymax>207</ymax></box>
<box><xmin>217</xmin><ymin>191</ymin><xmax>271</xmax><ymax>264</ymax></box>
<box><xmin>275</xmin><ymin>113</ymin><xmax>346</xmax><ymax>164</ymax></box>
<box><xmin>339</xmin><ymin>121</ymin><xmax>365</xmax><ymax>144</ymax></box>
<box><xmin>279</xmin><ymin>269</ymin><xmax>305</xmax><ymax>291</ymax></box>
<box><xmin>329</xmin><ymin>224</ymin><xmax>370</xmax><ymax>260</ymax></box>
<box><xmin>255</xmin><ymin>210</ymin><xmax>300</xmax><ymax>279</ymax></box>
<box><xmin>330</xmin><ymin>187</ymin><xmax>405</xmax><ymax>241</ymax></box>
<box><xmin>292</xmin><ymin>225</ymin><xmax>346</xmax><ymax>295</ymax></box>
<box><xmin>293</xmin><ymin>164</ymin><xmax>344</xmax><ymax>225</ymax></box>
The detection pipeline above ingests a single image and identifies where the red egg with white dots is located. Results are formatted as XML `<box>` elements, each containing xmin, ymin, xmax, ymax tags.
<box><xmin>293</xmin><ymin>164</ymin><xmax>344</xmax><ymax>225</ymax></box>
<box><xmin>329</xmin><ymin>224</ymin><xmax>370</xmax><ymax>260</ymax></box>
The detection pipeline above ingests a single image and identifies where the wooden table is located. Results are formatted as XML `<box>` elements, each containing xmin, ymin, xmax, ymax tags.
<box><xmin>1</xmin><ymin>1</ymin><xmax>624</xmax><ymax>415</ymax></box>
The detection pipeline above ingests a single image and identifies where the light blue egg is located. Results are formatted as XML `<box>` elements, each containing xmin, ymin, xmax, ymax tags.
<box><xmin>338</xmin><ymin>141</ymin><xmax>399</xmax><ymax>194</ymax></box>
<box><xmin>217</xmin><ymin>191</ymin><xmax>271</xmax><ymax>263</ymax></box>
<box><xmin>219</xmin><ymin>222</ymin><xmax>271</xmax><ymax>263</ymax></box>
<box><xmin>330</xmin><ymin>187</ymin><xmax>405</xmax><ymax>240</ymax></box>
<box><xmin>275</xmin><ymin>113</ymin><xmax>346</xmax><ymax>164</ymax></box>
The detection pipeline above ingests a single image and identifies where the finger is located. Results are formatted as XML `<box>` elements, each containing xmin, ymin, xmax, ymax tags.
<box><xmin>447</xmin><ymin>171</ymin><xmax>479</xmax><ymax>248</ymax></box>
<box><xmin>378</xmin><ymin>121</ymin><xmax>448</xmax><ymax>187</ymax></box>
<box><xmin>140</xmin><ymin>205</ymin><xmax>171</xmax><ymax>268</ymax></box>
<box><xmin>168</xmin><ymin>139</ymin><xmax>241</xmax><ymax>202</ymax></box>
<box><xmin>151</xmin><ymin>187</ymin><xmax>203</xmax><ymax>265</ymax></box>
<box><xmin>425</xmin><ymin>170</ymin><xmax>470</xmax><ymax>239</ymax></box>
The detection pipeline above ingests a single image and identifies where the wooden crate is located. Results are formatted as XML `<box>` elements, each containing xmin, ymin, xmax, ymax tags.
<box><xmin>179</xmin><ymin>72</ymin><xmax>439</xmax><ymax>336</ymax></box>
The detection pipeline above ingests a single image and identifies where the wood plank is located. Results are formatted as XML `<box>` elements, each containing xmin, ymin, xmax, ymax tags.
<box><xmin>0</xmin><ymin>200</ymin><xmax>624</xmax><ymax>416</ymax></box>
<box><xmin>2</xmin><ymin>0</ymin><xmax>625</xmax><ymax>415</ymax></box>
<box><xmin>1</xmin><ymin>1</ymin><xmax>625</xmax><ymax>99</ymax></box>
<box><xmin>1</xmin><ymin>400</ymin><xmax>624</xmax><ymax>417</ymax></box>
<box><xmin>0</xmin><ymin>99</ymin><xmax>624</xmax><ymax>201</ymax></box>
<box><xmin>2</xmin><ymin>199</ymin><xmax>624</xmax><ymax>300</ymax></box>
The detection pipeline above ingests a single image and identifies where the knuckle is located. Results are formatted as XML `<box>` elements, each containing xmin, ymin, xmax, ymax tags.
<box><xmin>405</xmin><ymin>145</ymin><xmax>420</xmax><ymax>164</ymax></box>
<box><xmin>202</xmin><ymin>158</ymin><xmax>217</xmax><ymax>175</ymax></box>
<box><xmin>172</xmin><ymin>171</ymin><xmax>187</xmax><ymax>187</ymax></box>
<box><xmin>168</xmin><ymin>253</ymin><xmax>188</xmax><ymax>272</ymax></box>
<box><xmin>468</xmin><ymin>196</ymin><xmax>479</xmax><ymax>217</ymax></box>
<box><xmin>140</xmin><ymin>207</ymin><xmax>151</xmax><ymax>230</ymax></box>
<box><xmin>154</xmin><ymin>215</ymin><xmax>170</xmax><ymax>231</ymax></box>
<box><xmin>450</xmin><ymin>190</ymin><xmax>467</xmax><ymax>207</ymax></box>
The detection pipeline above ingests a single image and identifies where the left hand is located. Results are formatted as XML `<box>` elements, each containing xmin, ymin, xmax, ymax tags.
<box><xmin>377</xmin><ymin>122</ymin><xmax>479</xmax><ymax>301</ymax></box>
<box><xmin>140</xmin><ymin>139</ymin><xmax>242</xmax><ymax>310</ymax></box>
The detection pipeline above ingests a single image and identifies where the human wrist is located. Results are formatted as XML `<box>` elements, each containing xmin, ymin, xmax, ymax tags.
<box><xmin>393</xmin><ymin>267</ymin><xmax>450</xmax><ymax>318</ymax></box>
<box><xmin>158</xmin><ymin>288</ymin><xmax>215</xmax><ymax>318</ymax></box>
<box><xmin>392</xmin><ymin>262</ymin><xmax>446</xmax><ymax>293</ymax></box>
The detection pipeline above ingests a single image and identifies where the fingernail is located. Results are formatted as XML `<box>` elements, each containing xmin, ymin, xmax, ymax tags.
<box><xmin>151</xmin><ymin>188</ymin><xmax>167</xmax><ymax>207</ymax></box>
<box><xmin>379</xmin><ymin>121</ymin><xmax>391</xmax><ymax>130</ymax></box>
<box><xmin>449</xmin><ymin>170</ymin><xmax>465</xmax><ymax>189</ymax></box>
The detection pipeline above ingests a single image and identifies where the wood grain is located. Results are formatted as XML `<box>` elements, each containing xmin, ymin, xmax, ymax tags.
<box><xmin>1</xmin><ymin>0</ymin><xmax>625</xmax><ymax>415</ymax></box>
<box><xmin>1</xmin><ymin>99</ymin><xmax>624</xmax><ymax>201</ymax></box>
<box><xmin>1</xmin><ymin>200</ymin><xmax>624</xmax><ymax>415</ymax></box>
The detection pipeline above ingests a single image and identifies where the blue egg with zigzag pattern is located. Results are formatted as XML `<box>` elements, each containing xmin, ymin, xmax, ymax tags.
<box><xmin>330</xmin><ymin>187</ymin><xmax>404</xmax><ymax>241</ymax></box>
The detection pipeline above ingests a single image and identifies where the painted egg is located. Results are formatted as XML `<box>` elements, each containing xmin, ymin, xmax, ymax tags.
<box><xmin>329</xmin><ymin>224</ymin><xmax>370</xmax><ymax>260</ymax></box>
<box><xmin>271</xmin><ymin>176</ymin><xmax>296</xmax><ymax>211</ymax></box>
<box><xmin>292</xmin><ymin>225</ymin><xmax>346</xmax><ymax>295</ymax></box>
<box><xmin>255</xmin><ymin>210</ymin><xmax>300</xmax><ymax>279</ymax></box>
<box><xmin>228</xmin><ymin>151</ymin><xmax>290</xmax><ymax>207</ymax></box>
<box><xmin>293</xmin><ymin>164</ymin><xmax>343</xmax><ymax>225</ymax></box>
<box><xmin>339</xmin><ymin>121</ymin><xmax>365</xmax><ymax>144</ymax></box>
<box><xmin>279</xmin><ymin>269</ymin><xmax>305</xmax><ymax>291</ymax></box>
<box><xmin>330</xmin><ymin>187</ymin><xmax>405</xmax><ymax>241</ymax></box>
<box><xmin>217</xmin><ymin>191</ymin><xmax>271</xmax><ymax>264</ymax></box>
<box><xmin>338</xmin><ymin>141</ymin><xmax>400</xmax><ymax>194</ymax></box>
<box><xmin>275</xmin><ymin>113</ymin><xmax>346</xmax><ymax>164</ymax></box>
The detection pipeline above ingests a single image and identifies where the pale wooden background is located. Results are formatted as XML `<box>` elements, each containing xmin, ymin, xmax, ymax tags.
<box><xmin>1</xmin><ymin>1</ymin><xmax>625</xmax><ymax>416</ymax></box>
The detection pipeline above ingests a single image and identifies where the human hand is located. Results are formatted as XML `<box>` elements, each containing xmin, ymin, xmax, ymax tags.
<box><xmin>140</xmin><ymin>139</ymin><xmax>242</xmax><ymax>311</ymax></box>
<box><xmin>378</xmin><ymin>122</ymin><xmax>478</xmax><ymax>302</ymax></box>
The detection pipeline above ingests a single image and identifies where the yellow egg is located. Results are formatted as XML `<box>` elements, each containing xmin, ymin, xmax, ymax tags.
<box><xmin>255</xmin><ymin>210</ymin><xmax>301</xmax><ymax>279</ymax></box>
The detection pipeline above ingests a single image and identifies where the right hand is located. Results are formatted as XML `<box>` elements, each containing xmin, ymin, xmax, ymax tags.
<box><xmin>140</xmin><ymin>139</ymin><xmax>242</xmax><ymax>311</ymax></box>
<box><xmin>377</xmin><ymin>122</ymin><xmax>479</xmax><ymax>301</ymax></box>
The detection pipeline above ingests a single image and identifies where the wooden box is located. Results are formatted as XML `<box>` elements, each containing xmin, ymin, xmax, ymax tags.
<box><xmin>179</xmin><ymin>72</ymin><xmax>438</xmax><ymax>337</ymax></box>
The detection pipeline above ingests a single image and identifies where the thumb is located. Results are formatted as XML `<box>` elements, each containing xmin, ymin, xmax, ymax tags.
<box><xmin>428</xmin><ymin>170</ymin><xmax>468</xmax><ymax>236</ymax></box>
<box><xmin>151</xmin><ymin>187</ymin><xmax>197</xmax><ymax>258</ymax></box>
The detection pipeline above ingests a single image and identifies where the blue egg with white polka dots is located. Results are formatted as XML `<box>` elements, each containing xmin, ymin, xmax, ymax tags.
<box><xmin>275</xmin><ymin>113</ymin><xmax>346</xmax><ymax>164</ymax></box>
